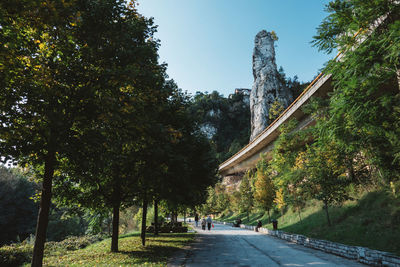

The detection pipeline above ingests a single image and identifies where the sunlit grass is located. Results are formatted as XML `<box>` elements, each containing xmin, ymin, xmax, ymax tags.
<box><xmin>23</xmin><ymin>232</ymin><xmax>194</xmax><ymax>266</ymax></box>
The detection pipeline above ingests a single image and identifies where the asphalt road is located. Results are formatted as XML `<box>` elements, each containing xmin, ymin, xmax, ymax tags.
<box><xmin>168</xmin><ymin>222</ymin><xmax>365</xmax><ymax>267</ymax></box>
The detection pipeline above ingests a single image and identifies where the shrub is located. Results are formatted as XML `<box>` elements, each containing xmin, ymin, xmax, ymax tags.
<box><xmin>45</xmin><ymin>235</ymin><xmax>103</xmax><ymax>252</ymax></box>
<box><xmin>0</xmin><ymin>243</ymin><xmax>32</xmax><ymax>267</ymax></box>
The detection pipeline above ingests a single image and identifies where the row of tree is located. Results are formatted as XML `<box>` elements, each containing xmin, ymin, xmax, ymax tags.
<box><xmin>0</xmin><ymin>1</ymin><xmax>217</xmax><ymax>266</ymax></box>
<box><xmin>203</xmin><ymin>0</ymin><xmax>400</xmax><ymax>225</ymax></box>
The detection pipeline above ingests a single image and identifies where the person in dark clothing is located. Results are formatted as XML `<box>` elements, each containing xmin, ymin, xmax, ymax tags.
<box><xmin>206</xmin><ymin>216</ymin><xmax>213</xmax><ymax>230</ymax></box>
<box><xmin>201</xmin><ymin>218</ymin><xmax>206</xmax><ymax>230</ymax></box>
<box><xmin>195</xmin><ymin>214</ymin><xmax>199</xmax><ymax>227</ymax></box>
<box><xmin>256</xmin><ymin>220</ymin><xmax>262</xmax><ymax>232</ymax></box>
<box><xmin>234</xmin><ymin>218</ymin><xmax>242</xmax><ymax>227</ymax></box>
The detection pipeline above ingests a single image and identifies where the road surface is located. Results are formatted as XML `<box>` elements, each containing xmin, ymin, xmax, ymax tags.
<box><xmin>168</xmin><ymin>222</ymin><xmax>365</xmax><ymax>266</ymax></box>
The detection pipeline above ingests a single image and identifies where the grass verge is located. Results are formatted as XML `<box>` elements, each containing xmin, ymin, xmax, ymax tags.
<box><xmin>15</xmin><ymin>232</ymin><xmax>194</xmax><ymax>266</ymax></box>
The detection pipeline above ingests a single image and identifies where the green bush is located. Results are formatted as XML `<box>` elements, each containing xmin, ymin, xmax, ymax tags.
<box><xmin>45</xmin><ymin>235</ymin><xmax>103</xmax><ymax>252</ymax></box>
<box><xmin>0</xmin><ymin>243</ymin><xmax>32</xmax><ymax>267</ymax></box>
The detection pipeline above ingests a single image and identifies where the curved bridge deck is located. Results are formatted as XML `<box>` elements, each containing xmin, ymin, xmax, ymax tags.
<box><xmin>219</xmin><ymin>73</ymin><xmax>333</xmax><ymax>177</ymax></box>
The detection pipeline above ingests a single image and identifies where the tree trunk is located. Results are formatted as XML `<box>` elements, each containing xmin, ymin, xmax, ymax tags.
<box><xmin>267</xmin><ymin>209</ymin><xmax>271</xmax><ymax>223</ymax></box>
<box><xmin>107</xmin><ymin>217</ymin><xmax>112</xmax><ymax>237</ymax></box>
<box><xmin>298</xmin><ymin>209</ymin><xmax>302</xmax><ymax>222</ymax></box>
<box><xmin>111</xmin><ymin>176</ymin><xmax>121</xmax><ymax>252</ymax></box>
<box><xmin>111</xmin><ymin>201</ymin><xmax>120</xmax><ymax>252</ymax></box>
<box><xmin>324</xmin><ymin>200</ymin><xmax>331</xmax><ymax>226</ymax></box>
<box><xmin>141</xmin><ymin>192</ymin><xmax>148</xmax><ymax>246</ymax></box>
<box><xmin>183</xmin><ymin>211</ymin><xmax>186</xmax><ymax>223</ymax></box>
<box><xmin>31</xmin><ymin>148</ymin><xmax>56</xmax><ymax>267</ymax></box>
<box><xmin>171</xmin><ymin>211</ymin><xmax>177</xmax><ymax>223</ymax></box>
<box><xmin>154</xmin><ymin>198</ymin><xmax>159</xmax><ymax>236</ymax></box>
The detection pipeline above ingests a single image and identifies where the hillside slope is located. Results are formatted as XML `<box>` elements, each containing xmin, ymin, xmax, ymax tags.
<box><xmin>219</xmin><ymin>190</ymin><xmax>400</xmax><ymax>256</ymax></box>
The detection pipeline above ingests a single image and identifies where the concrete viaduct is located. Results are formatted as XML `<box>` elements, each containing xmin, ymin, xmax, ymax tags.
<box><xmin>218</xmin><ymin>72</ymin><xmax>333</xmax><ymax>183</ymax></box>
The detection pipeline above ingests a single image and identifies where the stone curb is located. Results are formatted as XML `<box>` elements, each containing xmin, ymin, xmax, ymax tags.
<box><xmin>214</xmin><ymin>220</ymin><xmax>400</xmax><ymax>267</ymax></box>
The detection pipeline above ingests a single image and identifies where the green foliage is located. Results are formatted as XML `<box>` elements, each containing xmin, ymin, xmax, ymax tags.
<box><xmin>253</xmin><ymin>157</ymin><xmax>275</xmax><ymax>217</ymax></box>
<box><xmin>204</xmin><ymin>186</ymin><xmax>217</xmax><ymax>215</ymax></box>
<box><xmin>270</xmin><ymin>30</ymin><xmax>278</xmax><ymax>41</ymax></box>
<box><xmin>0</xmin><ymin>243</ymin><xmax>32</xmax><ymax>267</ymax></box>
<box><xmin>203</xmin><ymin>183</ymin><xmax>230</xmax><ymax>215</ymax></box>
<box><xmin>312</xmin><ymin>0</ymin><xmax>400</xmax><ymax>184</ymax></box>
<box><xmin>269</xmin><ymin>119</ymin><xmax>310</xmax><ymax>190</ymax></box>
<box><xmin>190</xmin><ymin>91</ymin><xmax>250</xmax><ymax>163</ymax></box>
<box><xmin>302</xmin><ymin>142</ymin><xmax>350</xmax><ymax>226</ymax></box>
<box><xmin>46</xmin><ymin>208</ymin><xmax>87</xmax><ymax>242</ymax></box>
<box><xmin>45</xmin><ymin>235</ymin><xmax>103</xmax><ymax>252</ymax></box>
<box><xmin>83</xmin><ymin>210</ymin><xmax>112</xmax><ymax>236</ymax></box>
<box><xmin>278</xmin><ymin>67</ymin><xmax>310</xmax><ymax>100</ymax></box>
<box><xmin>134</xmin><ymin>206</ymin><xmax>156</xmax><ymax>230</ymax></box>
<box><xmin>268</xmin><ymin>100</ymin><xmax>284</xmax><ymax>123</ymax></box>
<box><xmin>238</xmin><ymin>172</ymin><xmax>254</xmax><ymax>220</ymax></box>
<box><xmin>215</xmin><ymin>185</ymin><xmax>230</xmax><ymax>213</ymax></box>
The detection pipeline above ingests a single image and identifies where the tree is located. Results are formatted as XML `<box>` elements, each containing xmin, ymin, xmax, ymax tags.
<box><xmin>274</xmin><ymin>188</ymin><xmax>285</xmax><ymax>220</ymax></box>
<box><xmin>238</xmin><ymin>172</ymin><xmax>254</xmax><ymax>221</ymax></box>
<box><xmin>202</xmin><ymin>183</ymin><xmax>229</xmax><ymax>215</ymax></box>
<box><xmin>54</xmin><ymin>3</ymin><xmax>168</xmax><ymax>249</ymax></box>
<box><xmin>215</xmin><ymin>184</ymin><xmax>230</xmax><ymax>214</ymax></box>
<box><xmin>253</xmin><ymin>157</ymin><xmax>275</xmax><ymax>222</ymax></box>
<box><xmin>302</xmin><ymin>141</ymin><xmax>350</xmax><ymax>226</ymax></box>
<box><xmin>204</xmin><ymin>186</ymin><xmax>217</xmax><ymax>215</ymax></box>
<box><xmin>0</xmin><ymin>1</ymin><xmax>108</xmax><ymax>264</ymax></box>
<box><xmin>312</xmin><ymin>0</ymin><xmax>400</xmax><ymax>185</ymax></box>
<box><xmin>156</xmin><ymin>88</ymin><xmax>218</xmax><ymax>219</ymax></box>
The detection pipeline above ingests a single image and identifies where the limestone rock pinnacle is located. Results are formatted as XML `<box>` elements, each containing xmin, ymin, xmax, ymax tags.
<box><xmin>250</xmin><ymin>30</ymin><xmax>293</xmax><ymax>141</ymax></box>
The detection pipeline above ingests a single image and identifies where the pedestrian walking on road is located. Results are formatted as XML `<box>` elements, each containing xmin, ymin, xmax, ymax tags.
<box><xmin>195</xmin><ymin>214</ymin><xmax>199</xmax><ymax>227</ymax></box>
<box><xmin>201</xmin><ymin>218</ymin><xmax>206</xmax><ymax>230</ymax></box>
<box><xmin>206</xmin><ymin>215</ymin><xmax>213</xmax><ymax>230</ymax></box>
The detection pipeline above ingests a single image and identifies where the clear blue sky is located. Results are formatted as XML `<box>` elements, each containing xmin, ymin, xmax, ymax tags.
<box><xmin>137</xmin><ymin>0</ymin><xmax>333</xmax><ymax>97</ymax></box>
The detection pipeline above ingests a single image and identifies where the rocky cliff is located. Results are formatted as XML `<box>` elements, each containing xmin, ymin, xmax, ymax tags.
<box><xmin>250</xmin><ymin>30</ymin><xmax>293</xmax><ymax>141</ymax></box>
